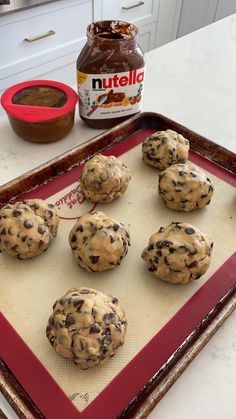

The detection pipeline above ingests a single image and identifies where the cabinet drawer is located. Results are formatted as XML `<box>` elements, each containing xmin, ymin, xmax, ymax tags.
<box><xmin>101</xmin><ymin>0</ymin><xmax>159</xmax><ymax>27</ymax></box>
<box><xmin>0</xmin><ymin>0</ymin><xmax>91</xmax><ymax>76</ymax></box>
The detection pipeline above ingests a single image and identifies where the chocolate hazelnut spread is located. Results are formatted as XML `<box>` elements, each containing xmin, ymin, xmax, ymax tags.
<box><xmin>76</xmin><ymin>20</ymin><xmax>145</xmax><ymax>129</ymax></box>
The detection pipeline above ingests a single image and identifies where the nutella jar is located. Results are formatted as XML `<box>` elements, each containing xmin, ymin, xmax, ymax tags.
<box><xmin>77</xmin><ymin>20</ymin><xmax>145</xmax><ymax>129</ymax></box>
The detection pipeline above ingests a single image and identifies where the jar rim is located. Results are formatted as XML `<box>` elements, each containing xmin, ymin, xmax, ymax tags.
<box><xmin>87</xmin><ymin>20</ymin><xmax>138</xmax><ymax>42</ymax></box>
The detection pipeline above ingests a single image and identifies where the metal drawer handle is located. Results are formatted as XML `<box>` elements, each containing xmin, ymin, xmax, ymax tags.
<box><xmin>24</xmin><ymin>29</ymin><xmax>56</xmax><ymax>43</ymax></box>
<box><xmin>122</xmin><ymin>1</ymin><xmax>144</xmax><ymax>10</ymax></box>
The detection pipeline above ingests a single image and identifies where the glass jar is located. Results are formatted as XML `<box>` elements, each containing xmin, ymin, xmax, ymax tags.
<box><xmin>76</xmin><ymin>20</ymin><xmax>145</xmax><ymax>129</ymax></box>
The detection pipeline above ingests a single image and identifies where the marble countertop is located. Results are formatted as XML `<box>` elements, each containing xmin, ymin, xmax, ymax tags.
<box><xmin>0</xmin><ymin>14</ymin><xmax>236</xmax><ymax>419</ymax></box>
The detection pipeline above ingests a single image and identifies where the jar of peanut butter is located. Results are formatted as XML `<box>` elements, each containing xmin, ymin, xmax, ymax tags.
<box><xmin>76</xmin><ymin>20</ymin><xmax>145</xmax><ymax>129</ymax></box>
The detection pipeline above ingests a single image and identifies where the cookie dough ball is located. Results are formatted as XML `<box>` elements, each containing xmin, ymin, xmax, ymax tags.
<box><xmin>80</xmin><ymin>154</ymin><xmax>131</xmax><ymax>203</ymax></box>
<box><xmin>142</xmin><ymin>129</ymin><xmax>189</xmax><ymax>170</ymax></box>
<box><xmin>0</xmin><ymin>199</ymin><xmax>59</xmax><ymax>259</ymax></box>
<box><xmin>46</xmin><ymin>287</ymin><xmax>127</xmax><ymax>369</ymax></box>
<box><xmin>69</xmin><ymin>211</ymin><xmax>130</xmax><ymax>272</ymax></box>
<box><xmin>158</xmin><ymin>163</ymin><xmax>214</xmax><ymax>211</ymax></box>
<box><xmin>142</xmin><ymin>222</ymin><xmax>213</xmax><ymax>284</ymax></box>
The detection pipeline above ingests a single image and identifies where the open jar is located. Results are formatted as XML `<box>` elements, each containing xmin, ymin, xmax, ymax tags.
<box><xmin>77</xmin><ymin>20</ymin><xmax>145</xmax><ymax>129</ymax></box>
<box><xmin>1</xmin><ymin>80</ymin><xmax>78</xmax><ymax>143</ymax></box>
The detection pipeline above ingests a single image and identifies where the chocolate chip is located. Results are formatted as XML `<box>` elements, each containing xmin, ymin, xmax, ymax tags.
<box><xmin>210</xmin><ymin>242</ymin><xmax>214</xmax><ymax>248</ymax></box>
<box><xmin>13</xmin><ymin>209</ymin><xmax>21</xmax><ymax>217</ymax></box>
<box><xmin>185</xmin><ymin>227</ymin><xmax>195</xmax><ymax>234</ymax></box>
<box><xmin>31</xmin><ymin>203</ymin><xmax>40</xmax><ymax>210</ymax></box>
<box><xmin>164</xmin><ymin>256</ymin><xmax>170</xmax><ymax>265</ymax></box>
<box><xmin>11</xmin><ymin>245</ymin><xmax>18</xmax><ymax>252</ymax></box>
<box><xmin>76</xmin><ymin>225</ymin><xmax>84</xmax><ymax>232</ymax></box>
<box><xmin>188</xmin><ymin>260</ymin><xmax>198</xmax><ymax>268</ymax></box>
<box><xmin>45</xmin><ymin>210</ymin><xmax>53</xmax><ymax>220</ymax></box>
<box><xmin>154</xmin><ymin>256</ymin><xmax>159</xmax><ymax>264</ymax></box>
<box><xmin>89</xmin><ymin>255</ymin><xmax>99</xmax><ymax>264</ymax></box>
<box><xmin>38</xmin><ymin>225</ymin><xmax>46</xmax><ymax>234</ymax></box>
<box><xmin>21</xmin><ymin>235</ymin><xmax>27</xmax><ymax>242</ymax></box>
<box><xmin>80</xmin><ymin>289</ymin><xmax>93</xmax><ymax>294</ymax></box>
<box><xmin>65</xmin><ymin>316</ymin><xmax>75</xmax><ymax>327</ymax></box>
<box><xmin>102</xmin><ymin>335</ymin><xmax>112</xmax><ymax>347</ymax></box>
<box><xmin>149</xmin><ymin>265</ymin><xmax>157</xmax><ymax>272</ymax></box>
<box><xmin>110</xmin><ymin>235</ymin><xmax>115</xmax><ymax>243</ymax></box>
<box><xmin>48</xmin><ymin>204</ymin><xmax>55</xmax><ymax>208</ymax></box>
<box><xmin>24</xmin><ymin>220</ymin><xmax>33</xmax><ymax>229</ymax></box>
<box><xmin>148</xmin><ymin>244</ymin><xmax>154</xmax><ymax>251</ymax></box>
<box><xmin>90</xmin><ymin>323</ymin><xmax>101</xmax><ymax>333</ymax></box>
<box><xmin>71</xmin><ymin>235</ymin><xmax>76</xmax><ymax>242</ymax></box>
<box><xmin>38</xmin><ymin>240</ymin><xmax>44</xmax><ymax>248</ymax></box>
<box><xmin>1</xmin><ymin>228</ymin><xmax>6</xmax><ymax>235</ymax></box>
<box><xmin>156</xmin><ymin>240</ymin><xmax>172</xmax><ymax>248</ymax></box>
<box><xmin>201</xmin><ymin>194</ymin><xmax>208</xmax><ymax>198</ymax></box>
<box><xmin>112</xmin><ymin>297</ymin><xmax>118</xmax><ymax>304</ymax></box>
<box><xmin>158</xmin><ymin>226</ymin><xmax>165</xmax><ymax>233</ymax></box>
<box><xmin>169</xmin><ymin>247</ymin><xmax>176</xmax><ymax>253</ymax></box>
<box><xmin>82</xmin><ymin>236</ymin><xmax>88</xmax><ymax>244</ymax></box>
<box><xmin>103</xmin><ymin>313</ymin><xmax>116</xmax><ymax>325</ymax></box>
<box><xmin>52</xmin><ymin>301</ymin><xmax>58</xmax><ymax>310</ymax></box>
<box><xmin>92</xmin><ymin>307</ymin><xmax>97</xmax><ymax>317</ymax></box>
<box><xmin>112</xmin><ymin>224</ymin><xmax>120</xmax><ymax>232</ymax></box>
<box><xmin>73</xmin><ymin>299</ymin><xmax>84</xmax><ymax>312</ymax></box>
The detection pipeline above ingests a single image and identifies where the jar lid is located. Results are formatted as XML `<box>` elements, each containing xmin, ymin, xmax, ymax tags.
<box><xmin>1</xmin><ymin>80</ymin><xmax>78</xmax><ymax>123</ymax></box>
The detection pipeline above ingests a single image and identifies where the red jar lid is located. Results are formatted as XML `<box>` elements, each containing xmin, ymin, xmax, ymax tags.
<box><xmin>1</xmin><ymin>80</ymin><xmax>78</xmax><ymax>123</ymax></box>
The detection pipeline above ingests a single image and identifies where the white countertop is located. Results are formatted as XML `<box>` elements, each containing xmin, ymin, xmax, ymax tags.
<box><xmin>0</xmin><ymin>14</ymin><xmax>236</xmax><ymax>419</ymax></box>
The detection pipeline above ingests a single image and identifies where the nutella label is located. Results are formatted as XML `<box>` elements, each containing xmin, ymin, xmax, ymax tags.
<box><xmin>77</xmin><ymin>68</ymin><xmax>145</xmax><ymax>119</ymax></box>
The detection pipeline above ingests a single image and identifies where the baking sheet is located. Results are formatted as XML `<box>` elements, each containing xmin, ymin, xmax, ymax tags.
<box><xmin>0</xmin><ymin>128</ymin><xmax>235</xmax><ymax>418</ymax></box>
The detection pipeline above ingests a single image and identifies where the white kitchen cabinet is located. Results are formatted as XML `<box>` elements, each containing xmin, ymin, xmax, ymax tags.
<box><xmin>214</xmin><ymin>0</ymin><xmax>236</xmax><ymax>21</ymax></box>
<box><xmin>177</xmin><ymin>0</ymin><xmax>236</xmax><ymax>39</ymax></box>
<box><xmin>154</xmin><ymin>0</ymin><xmax>182</xmax><ymax>47</ymax></box>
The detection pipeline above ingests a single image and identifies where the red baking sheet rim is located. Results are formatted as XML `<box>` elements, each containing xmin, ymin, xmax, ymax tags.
<box><xmin>0</xmin><ymin>128</ymin><xmax>235</xmax><ymax>419</ymax></box>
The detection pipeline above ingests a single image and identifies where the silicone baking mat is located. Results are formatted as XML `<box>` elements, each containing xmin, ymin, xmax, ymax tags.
<box><xmin>0</xmin><ymin>128</ymin><xmax>235</xmax><ymax>419</ymax></box>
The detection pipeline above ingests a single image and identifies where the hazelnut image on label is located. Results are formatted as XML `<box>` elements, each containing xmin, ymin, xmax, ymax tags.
<box><xmin>46</xmin><ymin>287</ymin><xmax>127</xmax><ymax>369</ymax></box>
<box><xmin>80</xmin><ymin>154</ymin><xmax>131</xmax><ymax>203</ymax></box>
<box><xmin>142</xmin><ymin>222</ymin><xmax>213</xmax><ymax>284</ymax></box>
<box><xmin>0</xmin><ymin>199</ymin><xmax>59</xmax><ymax>259</ymax></box>
<box><xmin>69</xmin><ymin>211</ymin><xmax>130</xmax><ymax>272</ymax></box>
<box><xmin>142</xmin><ymin>129</ymin><xmax>189</xmax><ymax>170</ymax></box>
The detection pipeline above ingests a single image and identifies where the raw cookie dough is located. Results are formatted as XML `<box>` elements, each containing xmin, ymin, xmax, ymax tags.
<box><xmin>142</xmin><ymin>222</ymin><xmax>213</xmax><ymax>284</ymax></box>
<box><xmin>142</xmin><ymin>129</ymin><xmax>189</xmax><ymax>170</ymax></box>
<box><xmin>158</xmin><ymin>162</ymin><xmax>214</xmax><ymax>211</ymax></box>
<box><xmin>0</xmin><ymin>199</ymin><xmax>59</xmax><ymax>259</ymax></box>
<box><xmin>69</xmin><ymin>211</ymin><xmax>130</xmax><ymax>272</ymax></box>
<box><xmin>80</xmin><ymin>154</ymin><xmax>131</xmax><ymax>203</ymax></box>
<box><xmin>46</xmin><ymin>287</ymin><xmax>127</xmax><ymax>369</ymax></box>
